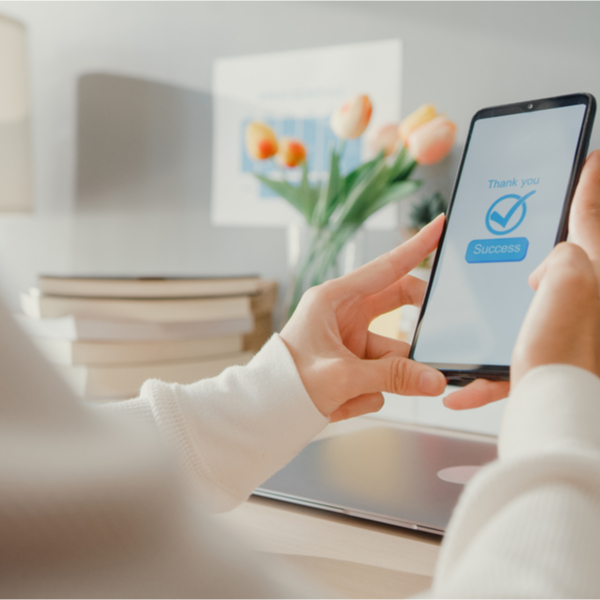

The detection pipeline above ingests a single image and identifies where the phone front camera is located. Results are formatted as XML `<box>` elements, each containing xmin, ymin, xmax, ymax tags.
<box><xmin>527</xmin><ymin>103</ymin><xmax>534</xmax><ymax>109</ymax></box>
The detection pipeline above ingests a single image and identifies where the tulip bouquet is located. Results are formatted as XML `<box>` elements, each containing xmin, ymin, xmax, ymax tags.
<box><xmin>245</xmin><ymin>97</ymin><xmax>456</xmax><ymax>318</ymax></box>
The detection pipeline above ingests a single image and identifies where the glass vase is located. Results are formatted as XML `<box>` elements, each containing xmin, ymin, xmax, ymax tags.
<box><xmin>282</xmin><ymin>222</ymin><xmax>365</xmax><ymax>325</ymax></box>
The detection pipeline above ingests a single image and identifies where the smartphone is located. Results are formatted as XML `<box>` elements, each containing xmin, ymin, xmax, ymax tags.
<box><xmin>409</xmin><ymin>93</ymin><xmax>596</xmax><ymax>386</ymax></box>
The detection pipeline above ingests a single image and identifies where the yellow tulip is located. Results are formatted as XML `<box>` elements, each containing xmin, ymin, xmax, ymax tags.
<box><xmin>398</xmin><ymin>104</ymin><xmax>437</xmax><ymax>144</ymax></box>
<box><xmin>368</xmin><ymin>123</ymin><xmax>400</xmax><ymax>157</ymax></box>
<box><xmin>245</xmin><ymin>122</ymin><xmax>278</xmax><ymax>160</ymax></box>
<box><xmin>406</xmin><ymin>115</ymin><xmax>456</xmax><ymax>165</ymax></box>
<box><xmin>330</xmin><ymin>95</ymin><xmax>373</xmax><ymax>140</ymax></box>
<box><xmin>277</xmin><ymin>138</ymin><xmax>307</xmax><ymax>168</ymax></box>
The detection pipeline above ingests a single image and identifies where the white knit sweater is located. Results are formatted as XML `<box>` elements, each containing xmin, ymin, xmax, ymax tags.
<box><xmin>108</xmin><ymin>334</ymin><xmax>329</xmax><ymax>512</ymax></box>
<box><xmin>3</xmin><ymin>289</ymin><xmax>600</xmax><ymax>597</ymax></box>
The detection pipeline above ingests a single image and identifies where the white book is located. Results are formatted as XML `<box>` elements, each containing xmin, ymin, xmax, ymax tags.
<box><xmin>58</xmin><ymin>352</ymin><xmax>253</xmax><ymax>399</ymax></box>
<box><xmin>37</xmin><ymin>275</ymin><xmax>262</xmax><ymax>299</ymax></box>
<box><xmin>21</xmin><ymin>289</ymin><xmax>251</xmax><ymax>323</ymax></box>
<box><xmin>15</xmin><ymin>314</ymin><xmax>254</xmax><ymax>341</ymax></box>
<box><xmin>32</xmin><ymin>335</ymin><xmax>243</xmax><ymax>366</ymax></box>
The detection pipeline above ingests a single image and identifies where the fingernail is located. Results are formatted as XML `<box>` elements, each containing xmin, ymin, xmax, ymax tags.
<box><xmin>419</xmin><ymin>371</ymin><xmax>444</xmax><ymax>395</ymax></box>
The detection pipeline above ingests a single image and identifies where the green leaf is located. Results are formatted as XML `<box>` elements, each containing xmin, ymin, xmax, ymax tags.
<box><xmin>362</xmin><ymin>180</ymin><xmax>422</xmax><ymax>222</ymax></box>
<box><xmin>313</xmin><ymin>147</ymin><xmax>343</xmax><ymax>227</ymax></box>
<box><xmin>342</xmin><ymin>152</ymin><xmax>385</xmax><ymax>195</ymax></box>
<box><xmin>254</xmin><ymin>172</ymin><xmax>318</xmax><ymax>222</ymax></box>
<box><xmin>317</xmin><ymin>150</ymin><xmax>387</xmax><ymax>227</ymax></box>
<box><xmin>298</xmin><ymin>162</ymin><xmax>320</xmax><ymax>221</ymax></box>
<box><xmin>330</xmin><ymin>148</ymin><xmax>421</xmax><ymax>227</ymax></box>
<box><xmin>339</xmin><ymin>153</ymin><xmax>390</xmax><ymax>222</ymax></box>
<box><xmin>378</xmin><ymin>146</ymin><xmax>418</xmax><ymax>186</ymax></box>
<box><xmin>336</xmin><ymin>159</ymin><xmax>392</xmax><ymax>225</ymax></box>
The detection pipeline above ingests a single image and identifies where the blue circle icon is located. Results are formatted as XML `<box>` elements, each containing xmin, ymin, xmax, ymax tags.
<box><xmin>485</xmin><ymin>191</ymin><xmax>535</xmax><ymax>236</ymax></box>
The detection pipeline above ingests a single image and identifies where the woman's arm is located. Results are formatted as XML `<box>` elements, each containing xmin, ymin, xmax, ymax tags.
<box><xmin>104</xmin><ymin>334</ymin><xmax>329</xmax><ymax>511</ymax></box>
<box><xmin>102</xmin><ymin>218</ymin><xmax>450</xmax><ymax>512</ymax></box>
<box><xmin>433</xmin><ymin>364</ymin><xmax>600</xmax><ymax>597</ymax></box>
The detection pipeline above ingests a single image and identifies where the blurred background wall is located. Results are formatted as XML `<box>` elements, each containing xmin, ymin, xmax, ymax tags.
<box><xmin>0</xmin><ymin>1</ymin><xmax>599</xmax><ymax>313</ymax></box>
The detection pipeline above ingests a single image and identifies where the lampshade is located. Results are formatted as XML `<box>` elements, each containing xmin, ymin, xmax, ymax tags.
<box><xmin>0</xmin><ymin>14</ymin><xmax>33</xmax><ymax>212</ymax></box>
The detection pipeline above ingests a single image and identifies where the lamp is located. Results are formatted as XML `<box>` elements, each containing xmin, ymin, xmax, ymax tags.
<box><xmin>0</xmin><ymin>14</ymin><xmax>33</xmax><ymax>212</ymax></box>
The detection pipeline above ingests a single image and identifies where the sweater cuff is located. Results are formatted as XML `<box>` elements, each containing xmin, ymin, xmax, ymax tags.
<box><xmin>140</xmin><ymin>333</ymin><xmax>329</xmax><ymax>511</ymax></box>
<box><xmin>499</xmin><ymin>364</ymin><xmax>600</xmax><ymax>460</ymax></box>
<box><xmin>229</xmin><ymin>333</ymin><xmax>329</xmax><ymax>442</ymax></box>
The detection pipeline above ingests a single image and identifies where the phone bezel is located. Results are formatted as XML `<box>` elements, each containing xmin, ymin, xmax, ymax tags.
<box><xmin>409</xmin><ymin>93</ymin><xmax>597</xmax><ymax>387</ymax></box>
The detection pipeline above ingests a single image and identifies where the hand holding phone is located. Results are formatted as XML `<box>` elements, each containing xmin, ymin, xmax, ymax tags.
<box><xmin>410</xmin><ymin>94</ymin><xmax>596</xmax><ymax>395</ymax></box>
<box><xmin>444</xmin><ymin>147</ymin><xmax>600</xmax><ymax>410</ymax></box>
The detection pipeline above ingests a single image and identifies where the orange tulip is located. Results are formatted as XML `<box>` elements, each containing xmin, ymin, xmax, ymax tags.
<box><xmin>277</xmin><ymin>138</ymin><xmax>307</xmax><ymax>168</ymax></box>
<box><xmin>398</xmin><ymin>104</ymin><xmax>437</xmax><ymax>144</ymax></box>
<box><xmin>406</xmin><ymin>115</ymin><xmax>456</xmax><ymax>165</ymax></box>
<box><xmin>369</xmin><ymin>123</ymin><xmax>400</xmax><ymax>157</ymax></box>
<box><xmin>245</xmin><ymin>122</ymin><xmax>278</xmax><ymax>160</ymax></box>
<box><xmin>330</xmin><ymin>95</ymin><xmax>372</xmax><ymax>140</ymax></box>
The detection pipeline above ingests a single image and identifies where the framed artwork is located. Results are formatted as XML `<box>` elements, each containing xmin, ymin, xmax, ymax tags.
<box><xmin>212</xmin><ymin>39</ymin><xmax>402</xmax><ymax>229</ymax></box>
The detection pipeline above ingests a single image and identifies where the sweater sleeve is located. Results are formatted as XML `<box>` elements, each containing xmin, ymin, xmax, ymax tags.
<box><xmin>431</xmin><ymin>364</ymin><xmax>600</xmax><ymax>598</ymax></box>
<box><xmin>102</xmin><ymin>334</ymin><xmax>329</xmax><ymax>512</ymax></box>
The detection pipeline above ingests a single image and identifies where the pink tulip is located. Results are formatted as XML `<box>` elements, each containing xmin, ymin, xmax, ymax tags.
<box><xmin>369</xmin><ymin>123</ymin><xmax>400</xmax><ymax>157</ymax></box>
<box><xmin>277</xmin><ymin>138</ymin><xmax>307</xmax><ymax>168</ymax></box>
<box><xmin>330</xmin><ymin>95</ymin><xmax>372</xmax><ymax>140</ymax></box>
<box><xmin>245</xmin><ymin>122</ymin><xmax>278</xmax><ymax>160</ymax></box>
<box><xmin>406</xmin><ymin>115</ymin><xmax>456</xmax><ymax>165</ymax></box>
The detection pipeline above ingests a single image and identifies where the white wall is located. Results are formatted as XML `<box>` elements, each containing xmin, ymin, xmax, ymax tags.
<box><xmin>0</xmin><ymin>1</ymin><xmax>598</xmax><ymax>431</ymax></box>
<box><xmin>1</xmin><ymin>1</ymin><xmax>599</xmax><ymax>311</ymax></box>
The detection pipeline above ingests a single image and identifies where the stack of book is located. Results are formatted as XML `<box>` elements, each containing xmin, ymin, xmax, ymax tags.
<box><xmin>17</xmin><ymin>275</ymin><xmax>278</xmax><ymax>401</ymax></box>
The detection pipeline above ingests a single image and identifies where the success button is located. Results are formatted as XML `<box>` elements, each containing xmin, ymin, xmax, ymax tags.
<box><xmin>465</xmin><ymin>237</ymin><xmax>528</xmax><ymax>264</ymax></box>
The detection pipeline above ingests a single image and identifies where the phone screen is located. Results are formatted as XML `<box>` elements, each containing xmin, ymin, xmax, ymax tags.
<box><xmin>411</xmin><ymin>96</ymin><xmax>594</xmax><ymax>375</ymax></box>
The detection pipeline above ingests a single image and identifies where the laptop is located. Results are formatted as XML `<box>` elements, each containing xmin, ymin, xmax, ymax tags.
<box><xmin>254</xmin><ymin>422</ymin><xmax>497</xmax><ymax>535</ymax></box>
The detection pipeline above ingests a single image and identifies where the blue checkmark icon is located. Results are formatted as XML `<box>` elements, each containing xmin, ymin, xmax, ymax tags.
<box><xmin>485</xmin><ymin>190</ymin><xmax>536</xmax><ymax>235</ymax></box>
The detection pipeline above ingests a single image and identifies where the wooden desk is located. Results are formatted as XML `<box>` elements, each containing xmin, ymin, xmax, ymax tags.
<box><xmin>214</xmin><ymin>417</ymin><xmax>487</xmax><ymax>599</ymax></box>
<box><xmin>219</xmin><ymin>494</ymin><xmax>441</xmax><ymax>598</ymax></box>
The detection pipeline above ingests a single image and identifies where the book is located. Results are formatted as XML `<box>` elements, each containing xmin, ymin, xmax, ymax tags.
<box><xmin>251</xmin><ymin>280</ymin><xmax>278</xmax><ymax>316</ymax></box>
<box><xmin>37</xmin><ymin>275</ymin><xmax>261</xmax><ymax>299</ymax></box>
<box><xmin>20</xmin><ymin>289</ymin><xmax>251</xmax><ymax>323</ymax></box>
<box><xmin>32</xmin><ymin>335</ymin><xmax>243</xmax><ymax>366</ymax></box>
<box><xmin>243</xmin><ymin>313</ymin><xmax>273</xmax><ymax>353</ymax></box>
<box><xmin>242</xmin><ymin>281</ymin><xmax>278</xmax><ymax>352</ymax></box>
<box><xmin>14</xmin><ymin>314</ymin><xmax>254</xmax><ymax>341</ymax></box>
<box><xmin>57</xmin><ymin>352</ymin><xmax>253</xmax><ymax>398</ymax></box>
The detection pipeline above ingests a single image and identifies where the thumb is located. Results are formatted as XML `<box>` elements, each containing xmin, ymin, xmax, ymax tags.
<box><xmin>352</xmin><ymin>355</ymin><xmax>447</xmax><ymax>397</ymax></box>
<box><xmin>512</xmin><ymin>242</ymin><xmax>600</xmax><ymax>384</ymax></box>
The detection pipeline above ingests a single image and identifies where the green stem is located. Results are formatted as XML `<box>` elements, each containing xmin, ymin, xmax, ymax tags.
<box><xmin>310</xmin><ymin>229</ymin><xmax>338</xmax><ymax>286</ymax></box>
<box><xmin>311</xmin><ymin>225</ymin><xmax>358</xmax><ymax>286</ymax></box>
<box><xmin>287</xmin><ymin>226</ymin><xmax>324</xmax><ymax>319</ymax></box>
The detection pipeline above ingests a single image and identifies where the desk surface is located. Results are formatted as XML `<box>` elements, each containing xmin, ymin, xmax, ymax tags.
<box><xmin>219</xmin><ymin>494</ymin><xmax>441</xmax><ymax>598</ymax></box>
<box><xmin>215</xmin><ymin>417</ymin><xmax>497</xmax><ymax>598</ymax></box>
